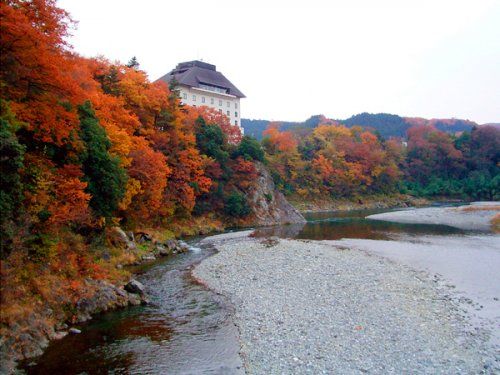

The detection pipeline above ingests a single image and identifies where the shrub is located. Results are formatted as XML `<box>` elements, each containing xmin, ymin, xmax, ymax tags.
<box><xmin>224</xmin><ymin>191</ymin><xmax>251</xmax><ymax>218</ymax></box>
<box><xmin>232</xmin><ymin>136</ymin><xmax>265</xmax><ymax>162</ymax></box>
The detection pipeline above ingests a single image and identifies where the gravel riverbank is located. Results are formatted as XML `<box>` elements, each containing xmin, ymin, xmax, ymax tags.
<box><xmin>193</xmin><ymin>232</ymin><xmax>498</xmax><ymax>374</ymax></box>
<box><xmin>330</xmin><ymin>234</ymin><xmax>500</xmax><ymax>348</ymax></box>
<box><xmin>367</xmin><ymin>202</ymin><xmax>500</xmax><ymax>231</ymax></box>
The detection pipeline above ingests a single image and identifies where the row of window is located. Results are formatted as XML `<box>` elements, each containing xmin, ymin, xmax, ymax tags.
<box><xmin>199</xmin><ymin>83</ymin><xmax>229</xmax><ymax>95</ymax></box>
<box><xmin>215</xmin><ymin>109</ymin><xmax>239</xmax><ymax>118</ymax></box>
<box><xmin>182</xmin><ymin>92</ymin><xmax>238</xmax><ymax>109</ymax></box>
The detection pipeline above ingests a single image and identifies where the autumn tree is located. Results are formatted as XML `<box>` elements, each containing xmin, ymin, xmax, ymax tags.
<box><xmin>262</xmin><ymin>123</ymin><xmax>403</xmax><ymax>198</ymax></box>
<box><xmin>457</xmin><ymin>126</ymin><xmax>499</xmax><ymax>174</ymax></box>
<box><xmin>406</xmin><ymin>125</ymin><xmax>464</xmax><ymax>184</ymax></box>
<box><xmin>0</xmin><ymin>0</ymin><xmax>86</xmax><ymax>147</ymax></box>
<box><xmin>122</xmin><ymin>138</ymin><xmax>171</xmax><ymax>223</ymax></box>
<box><xmin>192</xmin><ymin>106</ymin><xmax>243</xmax><ymax>144</ymax></box>
<box><xmin>262</xmin><ymin>123</ymin><xmax>304</xmax><ymax>195</ymax></box>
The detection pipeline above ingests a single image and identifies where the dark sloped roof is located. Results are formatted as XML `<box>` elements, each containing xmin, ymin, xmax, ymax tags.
<box><xmin>157</xmin><ymin>60</ymin><xmax>245</xmax><ymax>98</ymax></box>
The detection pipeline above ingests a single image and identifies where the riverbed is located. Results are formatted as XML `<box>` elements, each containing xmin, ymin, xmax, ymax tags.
<box><xmin>194</xmin><ymin>233</ymin><xmax>498</xmax><ymax>373</ymax></box>
<box><xmin>20</xmin><ymin>204</ymin><xmax>499</xmax><ymax>373</ymax></box>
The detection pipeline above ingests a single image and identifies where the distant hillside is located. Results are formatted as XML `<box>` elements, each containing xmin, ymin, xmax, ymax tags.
<box><xmin>405</xmin><ymin>117</ymin><xmax>477</xmax><ymax>134</ymax></box>
<box><xmin>340</xmin><ymin>113</ymin><xmax>409</xmax><ymax>138</ymax></box>
<box><xmin>242</xmin><ymin>113</ymin><xmax>479</xmax><ymax>140</ymax></box>
<box><xmin>482</xmin><ymin>123</ymin><xmax>500</xmax><ymax>129</ymax></box>
<box><xmin>242</xmin><ymin>115</ymin><xmax>334</xmax><ymax>140</ymax></box>
<box><xmin>241</xmin><ymin>119</ymin><xmax>272</xmax><ymax>140</ymax></box>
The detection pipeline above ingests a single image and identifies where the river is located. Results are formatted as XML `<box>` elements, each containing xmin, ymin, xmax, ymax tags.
<box><xmin>20</xmin><ymin>206</ymin><xmax>488</xmax><ymax>374</ymax></box>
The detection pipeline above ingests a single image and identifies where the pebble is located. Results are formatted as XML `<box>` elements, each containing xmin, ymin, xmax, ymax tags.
<box><xmin>194</xmin><ymin>236</ymin><xmax>498</xmax><ymax>374</ymax></box>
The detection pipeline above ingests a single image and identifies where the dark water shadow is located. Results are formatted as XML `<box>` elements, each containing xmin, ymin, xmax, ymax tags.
<box><xmin>20</xmin><ymin>244</ymin><xmax>243</xmax><ymax>375</ymax></box>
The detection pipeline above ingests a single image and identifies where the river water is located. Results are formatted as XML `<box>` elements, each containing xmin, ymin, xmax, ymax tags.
<box><xmin>21</xmin><ymin>207</ymin><xmax>481</xmax><ymax>374</ymax></box>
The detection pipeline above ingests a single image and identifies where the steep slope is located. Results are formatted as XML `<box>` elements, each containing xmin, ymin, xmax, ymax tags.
<box><xmin>246</xmin><ymin>163</ymin><xmax>306</xmax><ymax>225</ymax></box>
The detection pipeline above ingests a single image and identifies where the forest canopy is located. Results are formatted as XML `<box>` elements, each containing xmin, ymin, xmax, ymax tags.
<box><xmin>262</xmin><ymin>122</ymin><xmax>499</xmax><ymax>201</ymax></box>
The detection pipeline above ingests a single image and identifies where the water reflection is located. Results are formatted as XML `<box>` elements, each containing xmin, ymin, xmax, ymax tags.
<box><xmin>251</xmin><ymin>222</ymin><xmax>306</xmax><ymax>238</ymax></box>
<box><xmin>253</xmin><ymin>208</ymin><xmax>466</xmax><ymax>240</ymax></box>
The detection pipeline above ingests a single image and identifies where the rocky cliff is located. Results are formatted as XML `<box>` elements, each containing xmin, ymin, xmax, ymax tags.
<box><xmin>247</xmin><ymin>163</ymin><xmax>306</xmax><ymax>226</ymax></box>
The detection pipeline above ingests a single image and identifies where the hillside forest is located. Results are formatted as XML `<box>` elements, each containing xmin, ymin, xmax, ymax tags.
<box><xmin>0</xmin><ymin>0</ymin><xmax>266</xmax><ymax>355</ymax></box>
<box><xmin>0</xmin><ymin>0</ymin><xmax>499</xmax><ymax>367</ymax></box>
<box><xmin>262</xmin><ymin>122</ymin><xmax>499</xmax><ymax>202</ymax></box>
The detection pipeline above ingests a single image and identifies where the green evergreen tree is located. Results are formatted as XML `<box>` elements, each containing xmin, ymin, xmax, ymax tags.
<box><xmin>233</xmin><ymin>136</ymin><xmax>265</xmax><ymax>162</ymax></box>
<box><xmin>126</xmin><ymin>56</ymin><xmax>140</xmax><ymax>70</ymax></box>
<box><xmin>224</xmin><ymin>191</ymin><xmax>250</xmax><ymax>218</ymax></box>
<box><xmin>195</xmin><ymin>116</ymin><xmax>229</xmax><ymax>166</ymax></box>
<box><xmin>78</xmin><ymin>101</ymin><xmax>127</xmax><ymax>219</ymax></box>
<box><xmin>95</xmin><ymin>66</ymin><xmax>121</xmax><ymax>96</ymax></box>
<box><xmin>0</xmin><ymin>112</ymin><xmax>25</xmax><ymax>256</ymax></box>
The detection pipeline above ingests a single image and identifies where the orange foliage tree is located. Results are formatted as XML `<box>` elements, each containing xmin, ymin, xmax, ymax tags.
<box><xmin>263</xmin><ymin>123</ymin><xmax>403</xmax><ymax>198</ymax></box>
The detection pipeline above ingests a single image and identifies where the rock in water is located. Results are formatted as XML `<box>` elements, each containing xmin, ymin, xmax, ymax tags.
<box><xmin>165</xmin><ymin>239</ymin><xmax>177</xmax><ymax>251</ymax></box>
<box><xmin>124</xmin><ymin>279</ymin><xmax>145</xmax><ymax>295</ymax></box>
<box><xmin>177</xmin><ymin>241</ymin><xmax>190</xmax><ymax>253</ymax></box>
<box><xmin>156</xmin><ymin>244</ymin><xmax>171</xmax><ymax>256</ymax></box>
<box><xmin>247</xmin><ymin>162</ymin><xmax>306</xmax><ymax>226</ymax></box>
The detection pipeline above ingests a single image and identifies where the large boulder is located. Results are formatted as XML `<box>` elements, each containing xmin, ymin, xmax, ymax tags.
<box><xmin>124</xmin><ymin>279</ymin><xmax>146</xmax><ymax>295</ymax></box>
<box><xmin>75</xmin><ymin>279</ymin><xmax>130</xmax><ymax>322</ymax></box>
<box><xmin>107</xmin><ymin>227</ymin><xmax>137</xmax><ymax>251</ymax></box>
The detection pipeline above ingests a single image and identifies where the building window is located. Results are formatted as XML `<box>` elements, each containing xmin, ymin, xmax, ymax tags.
<box><xmin>202</xmin><ymin>97</ymin><xmax>205</xmax><ymax>103</ymax></box>
<box><xmin>192</xmin><ymin>94</ymin><xmax>196</xmax><ymax>101</ymax></box>
<box><xmin>199</xmin><ymin>83</ymin><xmax>228</xmax><ymax>94</ymax></box>
<box><xmin>226</xmin><ymin>110</ymin><xmax>230</xmax><ymax>116</ymax></box>
<box><xmin>210</xmin><ymin>98</ymin><xmax>214</xmax><ymax>105</ymax></box>
<box><xmin>227</xmin><ymin>101</ymin><xmax>230</xmax><ymax>107</ymax></box>
<box><xmin>182</xmin><ymin>93</ymin><xmax>187</xmax><ymax>100</ymax></box>
<box><xmin>235</xmin><ymin>120</ymin><xmax>238</xmax><ymax>126</ymax></box>
<box><xmin>219</xmin><ymin>109</ymin><xmax>222</xmax><ymax>113</ymax></box>
<box><xmin>219</xmin><ymin>100</ymin><xmax>222</xmax><ymax>106</ymax></box>
<box><xmin>235</xmin><ymin>103</ymin><xmax>238</xmax><ymax>109</ymax></box>
<box><xmin>235</xmin><ymin>112</ymin><xmax>238</xmax><ymax>117</ymax></box>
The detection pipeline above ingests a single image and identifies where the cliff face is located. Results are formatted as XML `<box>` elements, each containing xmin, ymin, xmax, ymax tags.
<box><xmin>247</xmin><ymin>163</ymin><xmax>306</xmax><ymax>226</ymax></box>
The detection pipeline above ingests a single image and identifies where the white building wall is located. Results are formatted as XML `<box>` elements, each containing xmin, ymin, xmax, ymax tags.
<box><xmin>177</xmin><ymin>85</ymin><xmax>243</xmax><ymax>134</ymax></box>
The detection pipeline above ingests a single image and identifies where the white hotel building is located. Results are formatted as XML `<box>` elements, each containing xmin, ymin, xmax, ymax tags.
<box><xmin>158</xmin><ymin>60</ymin><xmax>245</xmax><ymax>134</ymax></box>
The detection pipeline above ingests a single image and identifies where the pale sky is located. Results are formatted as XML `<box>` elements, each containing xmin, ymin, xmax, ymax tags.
<box><xmin>59</xmin><ymin>0</ymin><xmax>500</xmax><ymax>124</ymax></box>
